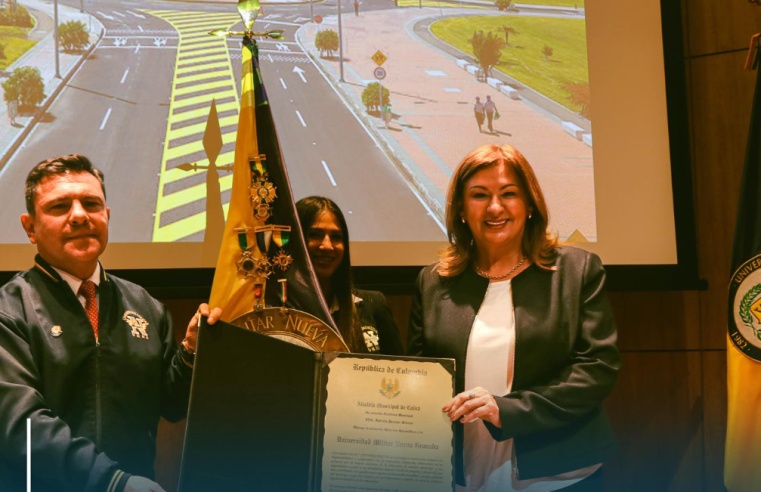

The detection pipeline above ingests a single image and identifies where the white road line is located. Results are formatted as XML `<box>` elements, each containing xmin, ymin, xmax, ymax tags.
<box><xmin>295</xmin><ymin>30</ymin><xmax>447</xmax><ymax>235</ymax></box>
<box><xmin>138</xmin><ymin>25</ymin><xmax>144</xmax><ymax>32</ymax></box>
<box><xmin>104</xmin><ymin>35</ymin><xmax>179</xmax><ymax>40</ymax></box>
<box><xmin>268</xmin><ymin>53</ymin><xmax>273</xmax><ymax>63</ymax></box>
<box><xmin>258</xmin><ymin>49</ymin><xmax>305</xmax><ymax>55</ymax></box>
<box><xmin>99</xmin><ymin>108</ymin><xmax>112</xmax><ymax>131</ymax></box>
<box><xmin>126</xmin><ymin>10</ymin><xmax>146</xmax><ymax>19</ymax></box>
<box><xmin>113</xmin><ymin>11</ymin><xmax>126</xmax><ymax>17</ymax></box>
<box><xmin>26</xmin><ymin>419</ymin><xmax>30</xmax><ymax>492</ymax></box>
<box><xmin>96</xmin><ymin>11</ymin><xmax>115</xmax><ymax>20</ymax></box>
<box><xmin>120</xmin><ymin>68</ymin><xmax>129</xmax><ymax>84</ymax></box>
<box><xmin>97</xmin><ymin>46</ymin><xmax>175</xmax><ymax>50</ymax></box>
<box><xmin>258</xmin><ymin>19</ymin><xmax>301</xmax><ymax>27</ymax></box>
<box><xmin>295</xmin><ymin>110</ymin><xmax>306</xmax><ymax>127</ymax></box>
<box><xmin>321</xmin><ymin>160</ymin><xmax>337</xmax><ymax>187</ymax></box>
<box><xmin>279</xmin><ymin>77</ymin><xmax>287</xmax><ymax>90</ymax></box>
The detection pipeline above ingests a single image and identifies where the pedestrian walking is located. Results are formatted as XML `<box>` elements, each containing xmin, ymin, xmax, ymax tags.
<box><xmin>484</xmin><ymin>95</ymin><xmax>499</xmax><ymax>133</ymax></box>
<box><xmin>354</xmin><ymin>0</ymin><xmax>360</xmax><ymax>16</ymax></box>
<box><xmin>473</xmin><ymin>96</ymin><xmax>485</xmax><ymax>133</ymax></box>
<box><xmin>8</xmin><ymin>99</ymin><xmax>18</xmax><ymax>126</ymax></box>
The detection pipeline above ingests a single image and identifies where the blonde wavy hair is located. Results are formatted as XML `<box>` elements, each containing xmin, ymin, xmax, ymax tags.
<box><xmin>437</xmin><ymin>144</ymin><xmax>558</xmax><ymax>276</ymax></box>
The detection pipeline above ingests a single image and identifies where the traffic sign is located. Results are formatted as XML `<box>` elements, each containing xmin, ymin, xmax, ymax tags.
<box><xmin>371</xmin><ymin>50</ymin><xmax>387</xmax><ymax>67</ymax></box>
<box><xmin>314</xmin><ymin>15</ymin><xmax>323</xmax><ymax>24</ymax></box>
<box><xmin>374</xmin><ymin>67</ymin><xmax>386</xmax><ymax>80</ymax></box>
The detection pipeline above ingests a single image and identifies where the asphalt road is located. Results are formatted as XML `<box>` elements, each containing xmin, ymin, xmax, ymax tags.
<box><xmin>0</xmin><ymin>0</ymin><xmax>444</xmax><ymax>244</ymax></box>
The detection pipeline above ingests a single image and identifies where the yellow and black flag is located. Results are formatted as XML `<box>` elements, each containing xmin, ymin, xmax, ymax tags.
<box><xmin>209</xmin><ymin>27</ymin><xmax>337</xmax><ymax>334</ymax></box>
<box><xmin>726</xmin><ymin>37</ymin><xmax>761</xmax><ymax>492</ymax></box>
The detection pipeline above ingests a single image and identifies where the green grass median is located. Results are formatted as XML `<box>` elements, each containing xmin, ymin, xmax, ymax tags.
<box><xmin>431</xmin><ymin>15</ymin><xmax>588</xmax><ymax>114</ymax></box>
<box><xmin>0</xmin><ymin>26</ymin><xmax>38</xmax><ymax>70</ymax></box>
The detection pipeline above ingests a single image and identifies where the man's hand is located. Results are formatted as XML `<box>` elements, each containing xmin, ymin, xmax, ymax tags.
<box><xmin>124</xmin><ymin>476</ymin><xmax>166</xmax><ymax>492</ymax></box>
<box><xmin>183</xmin><ymin>303</ymin><xmax>222</xmax><ymax>352</ymax></box>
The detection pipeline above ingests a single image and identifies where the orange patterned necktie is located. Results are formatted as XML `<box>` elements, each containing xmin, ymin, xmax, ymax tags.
<box><xmin>78</xmin><ymin>280</ymin><xmax>98</xmax><ymax>341</ymax></box>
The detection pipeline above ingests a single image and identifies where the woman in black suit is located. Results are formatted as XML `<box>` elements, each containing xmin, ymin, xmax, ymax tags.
<box><xmin>297</xmin><ymin>196</ymin><xmax>402</xmax><ymax>355</ymax></box>
<box><xmin>408</xmin><ymin>144</ymin><xmax>620</xmax><ymax>492</ymax></box>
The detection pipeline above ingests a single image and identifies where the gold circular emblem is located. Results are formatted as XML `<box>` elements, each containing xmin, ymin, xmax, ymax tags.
<box><xmin>730</xmin><ymin>254</ymin><xmax>761</xmax><ymax>361</ymax></box>
<box><xmin>254</xmin><ymin>203</ymin><xmax>271</xmax><ymax>221</ymax></box>
<box><xmin>51</xmin><ymin>325</ymin><xmax>63</xmax><ymax>337</ymax></box>
<box><xmin>231</xmin><ymin>308</ymin><xmax>348</xmax><ymax>352</ymax></box>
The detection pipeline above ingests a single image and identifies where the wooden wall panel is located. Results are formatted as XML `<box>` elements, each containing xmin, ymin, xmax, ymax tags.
<box><xmin>690</xmin><ymin>51</ymin><xmax>757</xmax><ymax>350</ymax></box>
<box><xmin>609</xmin><ymin>291</ymin><xmax>701</xmax><ymax>351</ymax></box>
<box><xmin>686</xmin><ymin>0</ymin><xmax>761</xmax><ymax>56</ymax></box>
<box><xmin>603</xmin><ymin>352</ymin><xmax>703</xmax><ymax>492</ymax></box>
<box><xmin>702</xmin><ymin>350</ymin><xmax>728</xmax><ymax>492</ymax></box>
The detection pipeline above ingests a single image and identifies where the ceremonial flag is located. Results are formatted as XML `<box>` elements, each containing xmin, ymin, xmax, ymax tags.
<box><xmin>209</xmin><ymin>35</ymin><xmax>336</xmax><ymax>332</ymax></box>
<box><xmin>725</xmin><ymin>42</ymin><xmax>761</xmax><ymax>492</ymax></box>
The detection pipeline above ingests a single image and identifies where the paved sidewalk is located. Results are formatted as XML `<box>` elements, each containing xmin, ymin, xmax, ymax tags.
<box><xmin>297</xmin><ymin>8</ymin><xmax>597</xmax><ymax>241</ymax></box>
<box><xmin>0</xmin><ymin>0</ymin><xmax>104</xmax><ymax>167</ymax></box>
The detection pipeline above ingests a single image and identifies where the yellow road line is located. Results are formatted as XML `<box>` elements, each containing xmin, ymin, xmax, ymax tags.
<box><xmin>144</xmin><ymin>9</ymin><xmax>241</xmax><ymax>242</ymax></box>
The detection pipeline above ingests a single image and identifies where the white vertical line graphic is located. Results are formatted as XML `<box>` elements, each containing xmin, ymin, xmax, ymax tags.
<box><xmin>99</xmin><ymin>108</ymin><xmax>112</xmax><ymax>131</ymax></box>
<box><xmin>27</xmin><ymin>418</ymin><xmax>31</xmax><ymax>492</ymax></box>
<box><xmin>295</xmin><ymin>110</ymin><xmax>306</xmax><ymax>127</ymax></box>
<box><xmin>321</xmin><ymin>160</ymin><xmax>337</xmax><ymax>187</ymax></box>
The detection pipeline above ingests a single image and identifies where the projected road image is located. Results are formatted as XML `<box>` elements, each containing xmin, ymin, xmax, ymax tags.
<box><xmin>0</xmin><ymin>0</ymin><xmax>593</xmax><ymax>245</ymax></box>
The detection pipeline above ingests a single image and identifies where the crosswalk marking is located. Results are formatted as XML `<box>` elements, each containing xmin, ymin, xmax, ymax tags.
<box><xmin>143</xmin><ymin>9</ymin><xmax>242</xmax><ymax>242</ymax></box>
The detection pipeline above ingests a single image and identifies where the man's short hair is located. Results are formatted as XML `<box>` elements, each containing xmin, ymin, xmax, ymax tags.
<box><xmin>24</xmin><ymin>154</ymin><xmax>106</xmax><ymax>215</ymax></box>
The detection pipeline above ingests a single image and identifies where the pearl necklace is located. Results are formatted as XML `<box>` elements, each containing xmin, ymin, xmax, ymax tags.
<box><xmin>473</xmin><ymin>257</ymin><xmax>526</xmax><ymax>280</ymax></box>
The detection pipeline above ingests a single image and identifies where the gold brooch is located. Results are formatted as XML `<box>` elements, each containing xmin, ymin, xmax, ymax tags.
<box><xmin>254</xmin><ymin>203</ymin><xmax>272</xmax><ymax>222</ymax></box>
<box><xmin>255</xmin><ymin>256</ymin><xmax>273</xmax><ymax>279</ymax></box>
<box><xmin>272</xmin><ymin>249</ymin><xmax>293</xmax><ymax>271</ymax></box>
<box><xmin>236</xmin><ymin>250</ymin><xmax>257</xmax><ymax>278</ymax></box>
<box><xmin>250</xmin><ymin>177</ymin><xmax>277</xmax><ymax>207</ymax></box>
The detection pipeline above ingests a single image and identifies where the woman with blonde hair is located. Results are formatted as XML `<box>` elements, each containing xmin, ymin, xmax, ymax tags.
<box><xmin>408</xmin><ymin>144</ymin><xmax>620</xmax><ymax>491</ymax></box>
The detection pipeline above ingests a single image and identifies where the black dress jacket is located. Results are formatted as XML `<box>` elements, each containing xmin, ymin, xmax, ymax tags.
<box><xmin>348</xmin><ymin>289</ymin><xmax>403</xmax><ymax>355</ymax></box>
<box><xmin>0</xmin><ymin>256</ymin><xmax>193</xmax><ymax>492</ymax></box>
<box><xmin>408</xmin><ymin>247</ymin><xmax>620</xmax><ymax>484</ymax></box>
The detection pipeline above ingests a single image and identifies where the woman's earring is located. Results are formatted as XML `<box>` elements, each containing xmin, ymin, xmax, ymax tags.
<box><xmin>528</xmin><ymin>213</ymin><xmax>533</xmax><ymax>219</ymax></box>
<box><xmin>461</xmin><ymin>217</ymin><xmax>466</xmax><ymax>224</ymax></box>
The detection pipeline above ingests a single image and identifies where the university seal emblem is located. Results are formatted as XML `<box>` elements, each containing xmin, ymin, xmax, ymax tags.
<box><xmin>729</xmin><ymin>254</ymin><xmax>761</xmax><ymax>361</ymax></box>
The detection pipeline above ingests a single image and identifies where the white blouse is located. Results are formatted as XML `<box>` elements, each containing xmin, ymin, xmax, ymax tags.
<box><xmin>456</xmin><ymin>280</ymin><xmax>600</xmax><ymax>492</ymax></box>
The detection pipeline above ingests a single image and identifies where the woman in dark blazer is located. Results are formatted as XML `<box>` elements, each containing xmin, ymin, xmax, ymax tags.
<box><xmin>408</xmin><ymin>145</ymin><xmax>620</xmax><ymax>492</ymax></box>
<box><xmin>297</xmin><ymin>196</ymin><xmax>402</xmax><ymax>355</ymax></box>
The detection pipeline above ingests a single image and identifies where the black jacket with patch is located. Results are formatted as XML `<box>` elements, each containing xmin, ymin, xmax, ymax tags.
<box><xmin>408</xmin><ymin>246</ymin><xmax>620</xmax><ymax>484</ymax></box>
<box><xmin>0</xmin><ymin>256</ymin><xmax>193</xmax><ymax>492</ymax></box>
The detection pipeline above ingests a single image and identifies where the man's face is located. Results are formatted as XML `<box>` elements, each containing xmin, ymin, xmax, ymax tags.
<box><xmin>21</xmin><ymin>172</ymin><xmax>110</xmax><ymax>278</ymax></box>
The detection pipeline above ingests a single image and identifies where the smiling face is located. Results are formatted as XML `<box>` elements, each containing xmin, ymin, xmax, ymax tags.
<box><xmin>460</xmin><ymin>163</ymin><xmax>531</xmax><ymax>256</ymax></box>
<box><xmin>306</xmin><ymin>209</ymin><xmax>346</xmax><ymax>283</ymax></box>
<box><xmin>21</xmin><ymin>171</ymin><xmax>110</xmax><ymax>280</ymax></box>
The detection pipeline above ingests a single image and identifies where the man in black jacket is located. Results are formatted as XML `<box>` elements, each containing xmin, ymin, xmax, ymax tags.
<box><xmin>0</xmin><ymin>154</ymin><xmax>221</xmax><ymax>492</ymax></box>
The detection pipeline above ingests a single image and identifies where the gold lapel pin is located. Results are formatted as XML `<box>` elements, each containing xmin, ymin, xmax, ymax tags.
<box><xmin>51</xmin><ymin>326</ymin><xmax>62</xmax><ymax>337</ymax></box>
